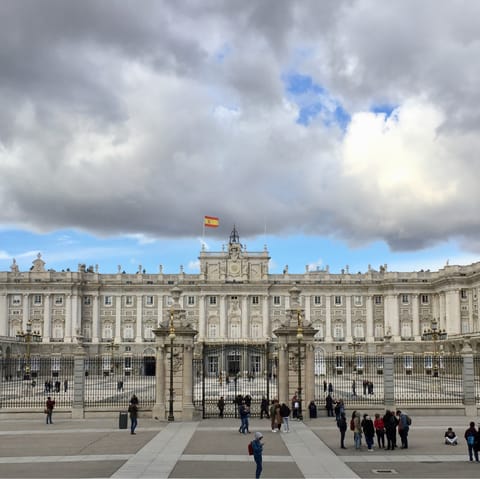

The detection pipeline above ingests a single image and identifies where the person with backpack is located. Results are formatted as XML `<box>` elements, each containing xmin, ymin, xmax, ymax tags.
<box><xmin>251</xmin><ymin>431</ymin><xmax>264</xmax><ymax>478</ymax></box>
<box><xmin>396</xmin><ymin>410</ymin><xmax>410</xmax><ymax>449</ymax></box>
<box><xmin>464</xmin><ymin>421</ymin><xmax>479</xmax><ymax>462</ymax></box>
<box><xmin>128</xmin><ymin>400</ymin><xmax>138</xmax><ymax>435</ymax></box>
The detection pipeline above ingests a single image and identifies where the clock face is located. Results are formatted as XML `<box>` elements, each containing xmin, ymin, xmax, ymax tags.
<box><xmin>230</xmin><ymin>263</ymin><xmax>240</xmax><ymax>275</ymax></box>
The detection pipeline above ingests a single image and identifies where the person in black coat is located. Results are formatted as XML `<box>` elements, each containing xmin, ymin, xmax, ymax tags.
<box><xmin>383</xmin><ymin>410</ymin><xmax>398</xmax><ymax>450</ymax></box>
<box><xmin>325</xmin><ymin>394</ymin><xmax>334</xmax><ymax>417</ymax></box>
<box><xmin>337</xmin><ymin>412</ymin><xmax>347</xmax><ymax>449</ymax></box>
<box><xmin>308</xmin><ymin>400</ymin><xmax>317</xmax><ymax>419</ymax></box>
<box><xmin>361</xmin><ymin>414</ymin><xmax>375</xmax><ymax>451</ymax></box>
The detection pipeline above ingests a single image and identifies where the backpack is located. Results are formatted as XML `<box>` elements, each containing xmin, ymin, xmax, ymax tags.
<box><xmin>248</xmin><ymin>442</ymin><xmax>254</xmax><ymax>455</ymax></box>
<box><xmin>467</xmin><ymin>435</ymin><xmax>475</xmax><ymax>446</ymax></box>
<box><xmin>350</xmin><ymin>418</ymin><xmax>355</xmax><ymax>431</ymax></box>
<box><xmin>406</xmin><ymin>415</ymin><xmax>412</xmax><ymax>426</ymax></box>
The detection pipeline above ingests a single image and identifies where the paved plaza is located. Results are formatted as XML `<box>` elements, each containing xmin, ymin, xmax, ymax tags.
<box><xmin>0</xmin><ymin>414</ymin><xmax>479</xmax><ymax>478</ymax></box>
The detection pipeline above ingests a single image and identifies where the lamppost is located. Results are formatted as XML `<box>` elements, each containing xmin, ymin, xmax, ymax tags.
<box><xmin>296</xmin><ymin>310</ymin><xmax>303</xmax><ymax>421</ymax></box>
<box><xmin>349</xmin><ymin>338</ymin><xmax>359</xmax><ymax>374</ymax></box>
<box><xmin>105</xmin><ymin>339</ymin><xmax>119</xmax><ymax>376</ymax></box>
<box><xmin>422</xmin><ymin>318</ymin><xmax>447</xmax><ymax>377</ymax></box>
<box><xmin>16</xmin><ymin>321</ymin><xmax>41</xmax><ymax>380</ymax></box>
<box><xmin>168</xmin><ymin>309</ymin><xmax>176</xmax><ymax>422</ymax></box>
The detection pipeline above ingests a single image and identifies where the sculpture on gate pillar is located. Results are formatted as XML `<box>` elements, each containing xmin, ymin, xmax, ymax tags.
<box><xmin>152</xmin><ymin>286</ymin><xmax>197</xmax><ymax>420</ymax></box>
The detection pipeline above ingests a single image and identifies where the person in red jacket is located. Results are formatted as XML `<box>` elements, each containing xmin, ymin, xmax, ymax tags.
<box><xmin>45</xmin><ymin>396</ymin><xmax>55</xmax><ymax>424</ymax></box>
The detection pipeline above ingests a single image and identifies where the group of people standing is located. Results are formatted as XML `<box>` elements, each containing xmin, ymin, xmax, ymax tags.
<box><xmin>337</xmin><ymin>409</ymin><xmax>410</xmax><ymax>451</ymax></box>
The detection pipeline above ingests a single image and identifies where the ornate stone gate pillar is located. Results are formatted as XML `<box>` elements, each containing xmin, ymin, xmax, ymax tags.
<box><xmin>152</xmin><ymin>286</ymin><xmax>198</xmax><ymax>420</ymax></box>
<box><xmin>274</xmin><ymin>286</ymin><xmax>318</xmax><ymax>419</ymax></box>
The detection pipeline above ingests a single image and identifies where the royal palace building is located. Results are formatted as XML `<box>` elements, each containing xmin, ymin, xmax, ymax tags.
<box><xmin>1</xmin><ymin>227</ymin><xmax>480</xmax><ymax>363</ymax></box>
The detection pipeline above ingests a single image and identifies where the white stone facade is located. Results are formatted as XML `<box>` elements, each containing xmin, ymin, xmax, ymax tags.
<box><xmin>1</xmin><ymin>229</ymin><xmax>480</xmax><ymax>355</ymax></box>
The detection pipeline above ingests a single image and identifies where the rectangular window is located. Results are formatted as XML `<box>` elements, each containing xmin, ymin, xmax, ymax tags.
<box><xmin>334</xmin><ymin>296</ymin><xmax>342</xmax><ymax>305</ymax></box>
<box><xmin>314</xmin><ymin>295</ymin><xmax>321</xmax><ymax>305</ymax></box>
<box><xmin>55</xmin><ymin>296</ymin><xmax>64</xmax><ymax>305</ymax></box>
<box><xmin>34</xmin><ymin>295</ymin><xmax>42</xmax><ymax>305</ymax></box>
<box><xmin>187</xmin><ymin>296</ymin><xmax>195</xmax><ymax>305</ymax></box>
<box><xmin>125</xmin><ymin>296</ymin><xmax>133</xmax><ymax>306</ymax></box>
<box><xmin>421</xmin><ymin>294</ymin><xmax>429</xmax><ymax>304</ymax></box>
<box><xmin>401</xmin><ymin>294</ymin><xmax>409</xmax><ymax>304</ymax></box>
<box><xmin>104</xmin><ymin>296</ymin><xmax>112</xmax><ymax>306</ymax></box>
<box><xmin>145</xmin><ymin>296</ymin><xmax>154</xmax><ymax>306</ymax></box>
<box><xmin>252</xmin><ymin>296</ymin><xmax>259</xmax><ymax>305</ymax></box>
<box><xmin>273</xmin><ymin>296</ymin><xmax>281</xmax><ymax>305</ymax></box>
<box><xmin>11</xmin><ymin>295</ymin><xmax>22</xmax><ymax>306</ymax></box>
<box><xmin>374</xmin><ymin>295</ymin><xmax>382</xmax><ymax>305</ymax></box>
<box><xmin>209</xmin><ymin>296</ymin><xmax>217</xmax><ymax>305</ymax></box>
<box><xmin>84</xmin><ymin>296</ymin><xmax>91</xmax><ymax>305</ymax></box>
<box><xmin>461</xmin><ymin>289</ymin><xmax>468</xmax><ymax>299</ymax></box>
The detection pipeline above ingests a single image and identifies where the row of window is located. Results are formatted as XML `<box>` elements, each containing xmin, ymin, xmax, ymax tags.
<box><xmin>9</xmin><ymin>291</ymin><xmax>472</xmax><ymax>308</ymax></box>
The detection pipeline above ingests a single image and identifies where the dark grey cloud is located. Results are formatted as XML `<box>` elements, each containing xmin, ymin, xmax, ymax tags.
<box><xmin>0</xmin><ymin>0</ymin><xmax>480</xmax><ymax>254</ymax></box>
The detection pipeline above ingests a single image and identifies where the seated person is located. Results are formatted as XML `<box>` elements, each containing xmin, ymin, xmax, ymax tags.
<box><xmin>444</xmin><ymin>427</ymin><xmax>458</xmax><ymax>445</ymax></box>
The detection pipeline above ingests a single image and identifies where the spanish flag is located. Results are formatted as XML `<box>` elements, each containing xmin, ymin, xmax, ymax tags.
<box><xmin>204</xmin><ymin>215</ymin><xmax>219</xmax><ymax>228</ymax></box>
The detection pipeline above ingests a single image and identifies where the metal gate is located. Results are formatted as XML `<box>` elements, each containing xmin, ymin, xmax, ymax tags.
<box><xmin>193</xmin><ymin>344</ymin><xmax>278</xmax><ymax>418</ymax></box>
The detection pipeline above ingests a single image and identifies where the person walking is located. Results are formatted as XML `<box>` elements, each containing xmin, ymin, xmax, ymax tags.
<box><xmin>128</xmin><ymin>400</ymin><xmax>138</xmax><ymax>434</ymax></box>
<box><xmin>337</xmin><ymin>411</ymin><xmax>347</xmax><ymax>449</ymax></box>
<box><xmin>274</xmin><ymin>401</ymin><xmax>282</xmax><ymax>432</ymax></box>
<box><xmin>217</xmin><ymin>396</ymin><xmax>225</xmax><ymax>418</ymax></box>
<box><xmin>396</xmin><ymin>410</ymin><xmax>410</xmax><ymax>449</ymax></box>
<box><xmin>374</xmin><ymin>413</ymin><xmax>386</xmax><ymax>449</ymax></box>
<box><xmin>239</xmin><ymin>401</ymin><xmax>250</xmax><ymax>434</ymax></box>
<box><xmin>45</xmin><ymin>396</ymin><xmax>55</xmax><ymax>424</ymax></box>
<box><xmin>361</xmin><ymin>414</ymin><xmax>375</xmax><ymax>451</ymax></box>
<box><xmin>280</xmin><ymin>402</ymin><xmax>291</xmax><ymax>432</ymax></box>
<box><xmin>464</xmin><ymin>421</ymin><xmax>479</xmax><ymax>462</ymax></box>
<box><xmin>251</xmin><ymin>432</ymin><xmax>264</xmax><ymax>478</ymax></box>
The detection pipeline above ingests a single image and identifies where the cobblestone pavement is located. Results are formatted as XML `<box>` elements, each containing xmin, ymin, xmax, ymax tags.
<box><xmin>0</xmin><ymin>415</ymin><xmax>479</xmax><ymax>478</ymax></box>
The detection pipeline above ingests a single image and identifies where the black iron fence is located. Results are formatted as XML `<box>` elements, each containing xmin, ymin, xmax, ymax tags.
<box><xmin>393</xmin><ymin>355</ymin><xmax>463</xmax><ymax>405</ymax></box>
<box><xmin>84</xmin><ymin>356</ymin><xmax>155</xmax><ymax>408</ymax></box>
<box><xmin>193</xmin><ymin>344</ymin><xmax>278</xmax><ymax>418</ymax></box>
<box><xmin>314</xmin><ymin>355</ymin><xmax>384</xmax><ymax>406</ymax></box>
<box><xmin>0</xmin><ymin>357</ymin><xmax>74</xmax><ymax>409</ymax></box>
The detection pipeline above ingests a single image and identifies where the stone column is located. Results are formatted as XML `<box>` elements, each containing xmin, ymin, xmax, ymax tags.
<box><xmin>71</xmin><ymin>294</ymin><xmax>80</xmax><ymax>341</ymax></box>
<box><xmin>92</xmin><ymin>294</ymin><xmax>100</xmax><ymax>343</ymax></box>
<box><xmin>278</xmin><ymin>342</ymin><xmax>289</xmax><ymax>403</ymax></box>
<box><xmin>304</xmin><ymin>343</ymin><xmax>315</xmax><ymax>406</ymax></box>
<box><xmin>366</xmin><ymin>296</ymin><xmax>374</xmax><ymax>342</ymax></box>
<box><xmin>115</xmin><ymin>295</ymin><xmax>122</xmax><ymax>342</ymax></box>
<box><xmin>304</xmin><ymin>294</ymin><xmax>311</xmax><ymax>323</ymax></box>
<box><xmin>383</xmin><ymin>334</ymin><xmax>395</xmax><ymax>409</ymax></box>
<box><xmin>43</xmin><ymin>294</ymin><xmax>51</xmax><ymax>342</ymax></box>
<box><xmin>65</xmin><ymin>294</ymin><xmax>72</xmax><ymax>342</ymax></box>
<box><xmin>152</xmin><ymin>344</ymin><xmax>166</xmax><ymax>419</ymax></box>
<box><xmin>136</xmin><ymin>295</ymin><xmax>143</xmax><ymax>342</ymax></box>
<box><xmin>182</xmin><ymin>343</ymin><xmax>195</xmax><ymax>419</ymax></box>
<box><xmin>345</xmin><ymin>295</ymin><xmax>352</xmax><ymax>341</ymax></box>
<box><xmin>157</xmin><ymin>294</ymin><xmax>163</xmax><ymax>326</ymax></box>
<box><xmin>241</xmin><ymin>296</ymin><xmax>248</xmax><ymax>338</ymax></box>
<box><xmin>325</xmin><ymin>295</ymin><xmax>332</xmax><ymax>341</ymax></box>
<box><xmin>468</xmin><ymin>291</ymin><xmax>474</xmax><ymax>333</ymax></box>
<box><xmin>219</xmin><ymin>295</ymin><xmax>227</xmax><ymax>338</ymax></box>
<box><xmin>198</xmin><ymin>295</ymin><xmax>206</xmax><ymax>340</ymax></box>
<box><xmin>0</xmin><ymin>293</ymin><xmax>7</xmax><ymax>336</ymax></box>
<box><xmin>461</xmin><ymin>341</ymin><xmax>476</xmax><ymax>416</ymax></box>
<box><xmin>412</xmin><ymin>294</ymin><xmax>420</xmax><ymax>339</ymax></box>
<box><xmin>72</xmin><ymin>346</ymin><xmax>86</xmax><ymax>419</ymax></box>
<box><xmin>262</xmin><ymin>295</ymin><xmax>269</xmax><ymax>338</ymax></box>
<box><xmin>22</xmin><ymin>293</ymin><xmax>30</xmax><ymax>331</ymax></box>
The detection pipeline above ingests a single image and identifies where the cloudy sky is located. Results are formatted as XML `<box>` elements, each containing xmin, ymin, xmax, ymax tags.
<box><xmin>1</xmin><ymin>0</ymin><xmax>480</xmax><ymax>275</ymax></box>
